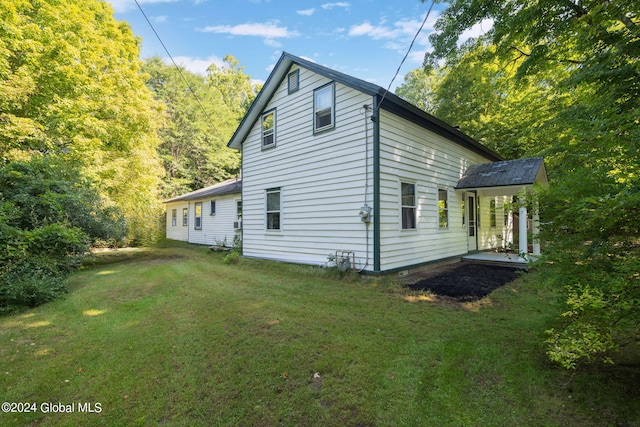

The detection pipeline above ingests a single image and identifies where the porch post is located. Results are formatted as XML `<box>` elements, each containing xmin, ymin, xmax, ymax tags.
<box><xmin>519</xmin><ymin>204</ymin><xmax>528</xmax><ymax>256</ymax></box>
<box><xmin>532</xmin><ymin>198</ymin><xmax>540</xmax><ymax>255</ymax></box>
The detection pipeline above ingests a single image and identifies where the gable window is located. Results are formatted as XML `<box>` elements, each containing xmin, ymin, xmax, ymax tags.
<box><xmin>262</xmin><ymin>109</ymin><xmax>276</xmax><ymax>148</ymax></box>
<box><xmin>288</xmin><ymin>69</ymin><xmax>299</xmax><ymax>94</ymax></box>
<box><xmin>210</xmin><ymin>200</ymin><xmax>216</xmax><ymax>215</ymax></box>
<box><xmin>266</xmin><ymin>187</ymin><xmax>281</xmax><ymax>230</ymax></box>
<box><xmin>194</xmin><ymin>202</ymin><xmax>202</xmax><ymax>230</ymax></box>
<box><xmin>171</xmin><ymin>209</ymin><xmax>177</xmax><ymax>226</ymax></box>
<box><xmin>182</xmin><ymin>208</ymin><xmax>188</xmax><ymax>226</ymax></box>
<box><xmin>313</xmin><ymin>83</ymin><xmax>335</xmax><ymax>132</ymax></box>
<box><xmin>438</xmin><ymin>189</ymin><xmax>449</xmax><ymax>228</ymax></box>
<box><xmin>401</xmin><ymin>182</ymin><xmax>416</xmax><ymax>229</ymax></box>
<box><xmin>490</xmin><ymin>199</ymin><xmax>497</xmax><ymax>227</ymax></box>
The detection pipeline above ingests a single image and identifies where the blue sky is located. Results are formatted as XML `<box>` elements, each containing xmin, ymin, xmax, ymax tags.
<box><xmin>109</xmin><ymin>0</ymin><xmax>491</xmax><ymax>90</ymax></box>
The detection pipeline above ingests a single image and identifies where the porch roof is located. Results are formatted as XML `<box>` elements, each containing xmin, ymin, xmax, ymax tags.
<box><xmin>455</xmin><ymin>157</ymin><xmax>547</xmax><ymax>196</ymax></box>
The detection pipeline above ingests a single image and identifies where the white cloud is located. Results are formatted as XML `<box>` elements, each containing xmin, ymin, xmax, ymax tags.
<box><xmin>297</xmin><ymin>8</ymin><xmax>315</xmax><ymax>16</ymax></box>
<box><xmin>321</xmin><ymin>2</ymin><xmax>350</xmax><ymax>10</ymax></box>
<box><xmin>167</xmin><ymin>55</ymin><xmax>225</xmax><ymax>76</ymax></box>
<box><xmin>347</xmin><ymin>13</ymin><xmax>438</xmax><ymax>64</ymax></box>
<box><xmin>199</xmin><ymin>21</ymin><xmax>298</xmax><ymax>39</ymax></box>
<box><xmin>264</xmin><ymin>38</ymin><xmax>282</xmax><ymax>48</ymax></box>
<box><xmin>108</xmin><ymin>0</ymin><xmax>180</xmax><ymax>14</ymax></box>
<box><xmin>458</xmin><ymin>18</ymin><xmax>494</xmax><ymax>45</ymax></box>
<box><xmin>151</xmin><ymin>15</ymin><xmax>168</xmax><ymax>24</ymax></box>
<box><xmin>349</xmin><ymin>14</ymin><xmax>437</xmax><ymax>42</ymax></box>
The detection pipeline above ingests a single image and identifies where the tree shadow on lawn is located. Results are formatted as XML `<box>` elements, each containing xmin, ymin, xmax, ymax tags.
<box><xmin>405</xmin><ymin>263</ymin><xmax>520</xmax><ymax>302</ymax></box>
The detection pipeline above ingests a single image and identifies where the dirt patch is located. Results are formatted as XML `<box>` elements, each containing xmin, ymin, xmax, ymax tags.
<box><xmin>405</xmin><ymin>263</ymin><xmax>520</xmax><ymax>302</ymax></box>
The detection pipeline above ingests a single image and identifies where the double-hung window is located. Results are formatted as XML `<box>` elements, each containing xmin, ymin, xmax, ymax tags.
<box><xmin>182</xmin><ymin>208</ymin><xmax>188</xmax><ymax>226</ymax></box>
<box><xmin>266</xmin><ymin>188</ymin><xmax>281</xmax><ymax>230</ymax></box>
<box><xmin>194</xmin><ymin>202</ymin><xmax>202</xmax><ymax>230</ymax></box>
<box><xmin>438</xmin><ymin>189</ymin><xmax>449</xmax><ymax>228</ymax></box>
<box><xmin>210</xmin><ymin>200</ymin><xmax>216</xmax><ymax>215</ymax></box>
<box><xmin>171</xmin><ymin>209</ymin><xmax>177</xmax><ymax>226</ymax></box>
<box><xmin>262</xmin><ymin>109</ymin><xmax>276</xmax><ymax>148</ymax></box>
<box><xmin>313</xmin><ymin>83</ymin><xmax>335</xmax><ymax>132</ymax></box>
<box><xmin>401</xmin><ymin>182</ymin><xmax>416</xmax><ymax>229</ymax></box>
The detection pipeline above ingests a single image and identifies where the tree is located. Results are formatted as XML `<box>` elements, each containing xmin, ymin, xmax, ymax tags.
<box><xmin>418</xmin><ymin>0</ymin><xmax>640</xmax><ymax>368</ymax></box>
<box><xmin>144</xmin><ymin>55</ymin><xmax>257</xmax><ymax>198</ymax></box>
<box><xmin>0</xmin><ymin>0</ymin><xmax>164</xmax><ymax>244</ymax></box>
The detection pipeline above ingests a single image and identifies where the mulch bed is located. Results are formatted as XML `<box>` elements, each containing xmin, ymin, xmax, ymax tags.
<box><xmin>405</xmin><ymin>263</ymin><xmax>520</xmax><ymax>302</ymax></box>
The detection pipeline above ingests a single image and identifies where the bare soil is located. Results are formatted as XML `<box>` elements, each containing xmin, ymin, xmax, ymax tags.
<box><xmin>404</xmin><ymin>263</ymin><xmax>520</xmax><ymax>302</ymax></box>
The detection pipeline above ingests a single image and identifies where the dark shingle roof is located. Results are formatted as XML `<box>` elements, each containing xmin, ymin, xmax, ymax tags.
<box><xmin>456</xmin><ymin>157</ymin><xmax>546</xmax><ymax>189</ymax></box>
<box><xmin>163</xmin><ymin>178</ymin><xmax>241</xmax><ymax>203</ymax></box>
<box><xmin>228</xmin><ymin>52</ymin><xmax>502</xmax><ymax>162</ymax></box>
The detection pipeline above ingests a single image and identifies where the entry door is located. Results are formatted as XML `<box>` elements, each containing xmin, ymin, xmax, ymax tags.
<box><xmin>467</xmin><ymin>194</ymin><xmax>477</xmax><ymax>251</ymax></box>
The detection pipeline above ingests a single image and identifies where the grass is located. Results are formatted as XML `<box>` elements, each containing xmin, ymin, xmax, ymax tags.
<box><xmin>1</xmin><ymin>242</ymin><xmax>638</xmax><ymax>426</ymax></box>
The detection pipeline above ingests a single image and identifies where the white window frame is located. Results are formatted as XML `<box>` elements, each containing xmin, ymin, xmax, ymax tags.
<box><xmin>313</xmin><ymin>82</ymin><xmax>335</xmax><ymax>133</ymax></box>
<box><xmin>194</xmin><ymin>202</ymin><xmax>202</xmax><ymax>230</ymax></box>
<box><xmin>210</xmin><ymin>200</ymin><xmax>216</xmax><ymax>216</ymax></box>
<box><xmin>262</xmin><ymin>109</ymin><xmax>276</xmax><ymax>149</ymax></box>
<box><xmin>182</xmin><ymin>208</ymin><xmax>188</xmax><ymax>226</ymax></box>
<box><xmin>438</xmin><ymin>188</ymin><xmax>449</xmax><ymax>229</ymax></box>
<box><xmin>171</xmin><ymin>209</ymin><xmax>177</xmax><ymax>226</ymax></box>
<box><xmin>400</xmin><ymin>182</ymin><xmax>417</xmax><ymax>230</ymax></box>
<box><xmin>266</xmin><ymin>187</ymin><xmax>281</xmax><ymax>231</ymax></box>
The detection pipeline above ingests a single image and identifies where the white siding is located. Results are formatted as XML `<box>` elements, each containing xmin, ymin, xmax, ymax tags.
<box><xmin>165</xmin><ymin>195</ymin><xmax>241</xmax><ymax>246</ymax></box>
<box><xmin>241</xmin><ymin>66</ymin><xmax>374</xmax><ymax>269</ymax></box>
<box><xmin>378</xmin><ymin>110</ymin><xmax>495</xmax><ymax>271</ymax></box>
<box><xmin>165</xmin><ymin>202</ymin><xmax>189</xmax><ymax>242</ymax></box>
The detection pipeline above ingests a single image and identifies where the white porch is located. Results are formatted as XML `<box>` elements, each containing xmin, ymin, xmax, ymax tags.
<box><xmin>462</xmin><ymin>251</ymin><xmax>538</xmax><ymax>269</ymax></box>
<box><xmin>456</xmin><ymin>157</ymin><xmax>548</xmax><ymax>259</ymax></box>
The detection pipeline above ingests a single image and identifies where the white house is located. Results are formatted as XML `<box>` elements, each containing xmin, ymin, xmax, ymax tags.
<box><xmin>228</xmin><ymin>52</ymin><xmax>546</xmax><ymax>274</ymax></box>
<box><xmin>164</xmin><ymin>178</ymin><xmax>242</xmax><ymax>247</ymax></box>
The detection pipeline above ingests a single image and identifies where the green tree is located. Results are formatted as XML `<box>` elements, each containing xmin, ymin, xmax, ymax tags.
<box><xmin>418</xmin><ymin>0</ymin><xmax>640</xmax><ymax>368</ymax></box>
<box><xmin>0</xmin><ymin>0</ymin><xmax>164</xmax><ymax>244</ymax></box>
<box><xmin>144</xmin><ymin>55</ymin><xmax>257</xmax><ymax>198</ymax></box>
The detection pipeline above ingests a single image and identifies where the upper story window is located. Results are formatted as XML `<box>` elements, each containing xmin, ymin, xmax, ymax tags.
<box><xmin>288</xmin><ymin>69</ymin><xmax>299</xmax><ymax>94</ymax></box>
<box><xmin>262</xmin><ymin>109</ymin><xmax>276</xmax><ymax>149</ymax></box>
<box><xmin>313</xmin><ymin>83</ymin><xmax>335</xmax><ymax>132</ymax></box>
<box><xmin>401</xmin><ymin>182</ymin><xmax>416</xmax><ymax>229</ymax></box>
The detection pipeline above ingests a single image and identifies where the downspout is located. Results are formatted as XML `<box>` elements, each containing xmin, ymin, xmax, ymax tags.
<box><xmin>372</xmin><ymin>95</ymin><xmax>381</xmax><ymax>273</ymax></box>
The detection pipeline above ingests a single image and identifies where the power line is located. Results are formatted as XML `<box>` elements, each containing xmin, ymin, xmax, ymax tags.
<box><xmin>377</xmin><ymin>0</ymin><xmax>436</xmax><ymax>110</ymax></box>
<box><xmin>133</xmin><ymin>0</ymin><xmax>219</xmax><ymax>135</ymax></box>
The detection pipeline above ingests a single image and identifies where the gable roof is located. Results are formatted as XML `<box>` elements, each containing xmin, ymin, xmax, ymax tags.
<box><xmin>227</xmin><ymin>52</ymin><xmax>502</xmax><ymax>162</ymax></box>
<box><xmin>456</xmin><ymin>157</ymin><xmax>547</xmax><ymax>190</ymax></box>
<box><xmin>163</xmin><ymin>178</ymin><xmax>241</xmax><ymax>203</ymax></box>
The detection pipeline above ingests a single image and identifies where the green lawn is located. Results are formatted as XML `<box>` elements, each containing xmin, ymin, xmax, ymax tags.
<box><xmin>1</xmin><ymin>242</ymin><xmax>638</xmax><ymax>426</ymax></box>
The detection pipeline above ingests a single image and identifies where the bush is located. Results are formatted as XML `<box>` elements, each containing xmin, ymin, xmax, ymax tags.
<box><xmin>0</xmin><ymin>257</ymin><xmax>68</xmax><ymax>314</ymax></box>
